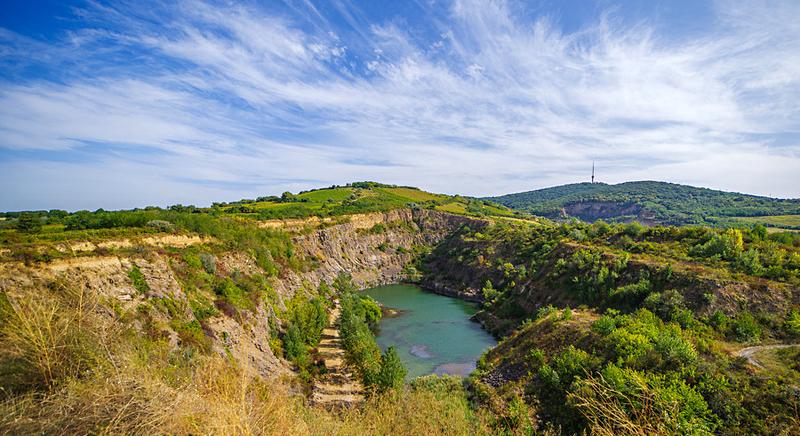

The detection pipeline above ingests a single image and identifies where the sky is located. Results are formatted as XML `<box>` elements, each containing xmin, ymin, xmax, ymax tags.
<box><xmin>1</xmin><ymin>0</ymin><xmax>799</xmax><ymax>211</ymax></box>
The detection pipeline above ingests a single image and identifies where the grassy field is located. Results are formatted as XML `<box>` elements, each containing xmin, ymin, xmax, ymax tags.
<box><xmin>296</xmin><ymin>187</ymin><xmax>355</xmax><ymax>202</ymax></box>
<box><xmin>378</xmin><ymin>187</ymin><xmax>446</xmax><ymax>202</ymax></box>
<box><xmin>733</xmin><ymin>215</ymin><xmax>800</xmax><ymax>229</ymax></box>
<box><xmin>217</xmin><ymin>183</ymin><xmax>519</xmax><ymax>221</ymax></box>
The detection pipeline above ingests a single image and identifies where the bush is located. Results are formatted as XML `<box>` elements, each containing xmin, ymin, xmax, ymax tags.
<box><xmin>128</xmin><ymin>265</ymin><xmax>150</xmax><ymax>294</ymax></box>
<box><xmin>592</xmin><ymin>315</ymin><xmax>617</xmax><ymax>335</ymax></box>
<box><xmin>16</xmin><ymin>213</ymin><xmax>42</xmax><ymax>233</ymax></box>
<box><xmin>338</xmin><ymin>291</ymin><xmax>399</xmax><ymax>391</ymax></box>
<box><xmin>570</xmin><ymin>365</ymin><xmax>718</xmax><ymax>435</ymax></box>
<box><xmin>145</xmin><ymin>220</ymin><xmax>175</xmax><ymax>232</ymax></box>
<box><xmin>213</xmin><ymin>278</ymin><xmax>253</xmax><ymax>311</ymax></box>
<box><xmin>644</xmin><ymin>289</ymin><xmax>685</xmax><ymax>321</ymax></box>
<box><xmin>653</xmin><ymin>331</ymin><xmax>697</xmax><ymax>367</ymax></box>
<box><xmin>283</xmin><ymin>323</ymin><xmax>311</xmax><ymax>371</ymax></box>
<box><xmin>784</xmin><ymin>310</ymin><xmax>800</xmax><ymax>339</ymax></box>
<box><xmin>199</xmin><ymin>253</ymin><xmax>217</xmax><ymax>275</ymax></box>
<box><xmin>377</xmin><ymin>346</ymin><xmax>406</xmax><ymax>392</ymax></box>
<box><xmin>730</xmin><ymin>312</ymin><xmax>761</xmax><ymax>343</ymax></box>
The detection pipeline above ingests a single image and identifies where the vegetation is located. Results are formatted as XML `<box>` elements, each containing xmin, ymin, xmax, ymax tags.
<box><xmin>1</xmin><ymin>181</ymin><xmax>799</xmax><ymax>434</ymax></box>
<box><xmin>424</xmin><ymin>218</ymin><xmax>800</xmax><ymax>434</ymax></box>
<box><xmin>281</xmin><ymin>295</ymin><xmax>328</xmax><ymax>377</ymax></box>
<box><xmin>335</xmin><ymin>275</ymin><xmax>407</xmax><ymax>393</ymax></box>
<box><xmin>487</xmin><ymin>180</ymin><xmax>800</xmax><ymax>226</ymax></box>
<box><xmin>0</xmin><ymin>278</ymin><xmax>489</xmax><ymax>434</ymax></box>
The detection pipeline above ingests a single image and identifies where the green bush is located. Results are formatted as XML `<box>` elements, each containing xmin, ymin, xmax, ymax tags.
<box><xmin>730</xmin><ymin>312</ymin><xmax>761</xmax><ymax>343</ymax></box>
<box><xmin>644</xmin><ymin>289</ymin><xmax>685</xmax><ymax>321</ymax></box>
<box><xmin>213</xmin><ymin>278</ymin><xmax>253</xmax><ymax>311</ymax></box>
<box><xmin>376</xmin><ymin>346</ymin><xmax>406</xmax><ymax>392</ymax></box>
<box><xmin>284</xmin><ymin>323</ymin><xmax>310</xmax><ymax>371</ymax></box>
<box><xmin>783</xmin><ymin>310</ymin><xmax>800</xmax><ymax>339</ymax></box>
<box><xmin>16</xmin><ymin>213</ymin><xmax>42</xmax><ymax>233</ymax></box>
<box><xmin>653</xmin><ymin>331</ymin><xmax>697</xmax><ymax>367</ymax></box>
<box><xmin>127</xmin><ymin>265</ymin><xmax>150</xmax><ymax>294</ymax></box>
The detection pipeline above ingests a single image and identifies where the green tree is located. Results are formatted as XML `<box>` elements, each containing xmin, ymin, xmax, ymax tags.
<box><xmin>284</xmin><ymin>323</ymin><xmax>310</xmax><ymax>370</ymax></box>
<box><xmin>377</xmin><ymin>346</ymin><xmax>406</xmax><ymax>392</ymax></box>
<box><xmin>16</xmin><ymin>213</ymin><xmax>42</xmax><ymax>233</ymax></box>
<box><xmin>751</xmin><ymin>224</ymin><xmax>768</xmax><ymax>241</ymax></box>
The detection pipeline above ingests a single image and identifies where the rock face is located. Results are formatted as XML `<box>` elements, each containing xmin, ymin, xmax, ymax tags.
<box><xmin>271</xmin><ymin>209</ymin><xmax>485</xmax><ymax>302</ymax></box>
<box><xmin>0</xmin><ymin>208</ymin><xmax>482</xmax><ymax>380</ymax></box>
<box><xmin>561</xmin><ymin>201</ymin><xmax>657</xmax><ymax>225</ymax></box>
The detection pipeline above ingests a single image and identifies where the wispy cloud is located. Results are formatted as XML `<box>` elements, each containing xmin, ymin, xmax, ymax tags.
<box><xmin>1</xmin><ymin>0</ymin><xmax>799</xmax><ymax>210</ymax></box>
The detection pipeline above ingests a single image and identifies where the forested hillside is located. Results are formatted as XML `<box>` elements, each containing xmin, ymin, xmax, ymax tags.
<box><xmin>419</xmin><ymin>219</ymin><xmax>800</xmax><ymax>434</ymax></box>
<box><xmin>487</xmin><ymin>181</ymin><xmax>800</xmax><ymax>227</ymax></box>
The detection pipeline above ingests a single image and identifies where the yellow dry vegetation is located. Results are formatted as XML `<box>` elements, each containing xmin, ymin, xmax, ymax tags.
<box><xmin>0</xmin><ymin>280</ymin><xmax>490</xmax><ymax>435</ymax></box>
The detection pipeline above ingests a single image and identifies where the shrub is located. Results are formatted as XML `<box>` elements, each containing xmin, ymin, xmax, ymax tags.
<box><xmin>730</xmin><ymin>312</ymin><xmax>761</xmax><ymax>343</ymax></box>
<box><xmin>734</xmin><ymin>249</ymin><xmax>763</xmax><ymax>275</ymax></box>
<box><xmin>338</xmin><ymin>291</ymin><xmax>385</xmax><ymax>389</ymax></box>
<box><xmin>481</xmin><ymin>280</ymin><xmax>499</xmax><ymax>306</ymax></box>
<box><xmin>377</xmin><ymin>347</ymin><xmax>406</xmax><ymax>392</ymax></box>
<box><xmin>653</xmin><ymin>331</ymin><xmax>697</xmax><ymax>367</ymax></box>
<box><xmin>16</xmin><ymin>213</ymin><xmax>42</xmax><ymax>233</ymax></box>
<box><xmin>199</xmin><ymin>253</ymin><xmax>217</xmax><ymax>275</ymax></box>
<box><xmin>570</xmin><ymin>366</ymin><xmax>718</xmax><ymax>435</ymax></box>
<box><xmin>592</xmin><ymin>315</ymin><xmax>617</xmax><ymax>335</ymax></box>
<box><xmin>145</xmin><ymin>220</ymin><xmax>175</xmax><ymax>232</ymax></box>
<box><xmin>784</xmin><ymin>310</ymin><xmax>800</xmax><ymax>339</ymax></box>
<box><xmin>128</xmin><ymin>265</ymin><xmax>150</xmax><ymax>294</ymax></box>
<box><xmin>360</xmin><ymin>296</ymin><xmax>382</xmax><ymax>330</ymax></box>
<box><xmin>183</xmin><ymin>252</ymin><xmax>202</xmax><ymax>270</ymax></box>
<box><xmin>708</xmin><ymin>310</ymin><xmax>729</xmax><ymax>332</ymax></box>
<box><xmin>644</xmin><ymin>289</ymin><xmax>685</xmax><ymax>321</ymax></box>
<box><xmin>537</xmin><ymin>305</ymin><xmax>558</xmax><ymax>319</ymax></box>
<box><xmin>283</xmin><ymin>323</ymin><xmax>310</xmax><ymax>371</ymax></box>
<box><xmin>213</xmin><ymin>278</ymin><xmax>253</xmax><ymax>311</ymax></box>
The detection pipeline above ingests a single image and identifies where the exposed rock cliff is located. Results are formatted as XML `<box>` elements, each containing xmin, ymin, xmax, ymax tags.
<box><xmin>0</xmin><ymin>209</ymin><xmax>481</xmax><ymax>379</ymax></box>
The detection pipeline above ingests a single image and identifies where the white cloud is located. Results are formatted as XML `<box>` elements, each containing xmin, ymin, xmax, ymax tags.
<box><xmin>0</xmin><ymin>0</ymin><xmax>799</xmax><ymax>210</ymax></box>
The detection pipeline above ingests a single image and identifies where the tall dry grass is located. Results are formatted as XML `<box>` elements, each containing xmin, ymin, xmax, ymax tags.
<box><xmin>0</xmin><ymin>281</ymin><xmax>490</xmax><ymax>435</ymax></box>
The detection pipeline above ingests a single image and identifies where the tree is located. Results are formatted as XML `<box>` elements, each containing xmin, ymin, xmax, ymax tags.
<box><xmin>377</xmin><ymin>346</ymin><xmax>406</xmax><ymax>392</ymax></box>
<box><xmin>281</xmin><ymin>191</ymin><xmax>296</xmax><ymax>202</ymax></box>
<box><xmin>751</xmin><ymin>224</ymin><xmax>768</xmax><ymax>241</ymax></box>
<box><xmin>16</xmin><ymin>213</ymin><xmax>41</xmax><ymax>233</ymax></box>
<box><xmin>284</xmin><ymin>323</ymin><xmax>310</xmax><ymax>369</ymax></box>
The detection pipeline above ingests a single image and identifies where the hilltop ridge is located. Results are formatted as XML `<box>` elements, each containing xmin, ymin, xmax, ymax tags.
<box><xmin>487</xmin><ymin>180</ymin><xmax>800</xmax><ymax>227</ymax></box>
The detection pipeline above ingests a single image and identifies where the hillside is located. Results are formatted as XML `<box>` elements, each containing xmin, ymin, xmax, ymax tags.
<box><xmin>486</xmin><ymin>181</ymin><xmax>800</xmax><ymax>227</ymax></box>
<box><xmin>419</xmin><ymin>219</ymin><xmax>800</xmax><ymax>433</ymax></box>
<box><xmin>1</xmin><ymin>182</ymin><xmax>799</xmax><ymax>434</ymax></box>
<box><xmin>0</xmin><ymin>182</ymin><xmax>517</xmax><ymax>244</ymax></box>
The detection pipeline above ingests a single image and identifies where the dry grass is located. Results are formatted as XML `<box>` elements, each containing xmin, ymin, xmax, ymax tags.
<box><xmin>568</xmin><ymin>373</ymin><xmax>685</xmax><ymax>436</ymax></box>
<box><xmin>0</xmin><ymin>280</ymin><xmax>490</xmax><ymax>435</ymax></box>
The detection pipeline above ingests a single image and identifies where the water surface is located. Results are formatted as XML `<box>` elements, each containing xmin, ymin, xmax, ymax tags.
<box><xmin>363</xmin><ymin>283</ymin><xmax>497</xmax><ymax>379</ymax></box>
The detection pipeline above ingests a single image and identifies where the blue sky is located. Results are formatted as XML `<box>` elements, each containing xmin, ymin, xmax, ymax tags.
<box><xmin>1</xmin><ymin>0</ymin><xmax>799</xmax><ymax>211</ymax></box>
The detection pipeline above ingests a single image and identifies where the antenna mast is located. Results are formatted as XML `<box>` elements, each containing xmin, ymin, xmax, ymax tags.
<box><xmin>591</xmin><ymin>161</ymin><xmax>595</xmax><ymax>184</ymax></box>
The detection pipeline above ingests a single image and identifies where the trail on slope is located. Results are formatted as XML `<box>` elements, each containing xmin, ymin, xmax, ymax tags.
<box><xmin>734</xmin><ymin>343</ymin><xmax>800</xmax><ymax>369</ymax></box>
<box><xmin>310</xmin><ymin>302</ymin><xmax>364</xmax><ymax>409</ymax></box>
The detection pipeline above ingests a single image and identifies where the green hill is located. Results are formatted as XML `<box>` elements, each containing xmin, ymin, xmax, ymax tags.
<box><xmin>486</xmin><ymin>181</ymin><xmax>800</xmax><ymax>227</ymax></box>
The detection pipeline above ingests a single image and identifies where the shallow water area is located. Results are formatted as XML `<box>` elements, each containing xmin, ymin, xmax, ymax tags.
<box><xmin>362</xmin><ymin>283</ymin><xmax>497</xmax><ymax>379</ymax></box>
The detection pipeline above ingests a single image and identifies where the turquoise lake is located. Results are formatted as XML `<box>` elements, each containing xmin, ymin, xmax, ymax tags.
<box><xmin>362</xmin><ymin>283</ymin><xmax>497</xmax><ymax>379</ymax></box>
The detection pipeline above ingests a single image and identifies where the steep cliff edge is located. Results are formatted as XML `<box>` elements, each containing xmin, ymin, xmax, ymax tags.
<box><xmin>0</xmin><ymin>208</ymin><xmax>481</xmax><ymax>380</ymax></box>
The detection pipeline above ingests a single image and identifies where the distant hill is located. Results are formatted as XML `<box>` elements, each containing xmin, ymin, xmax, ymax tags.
<box><xmin>486</xmin><ymin>181</ymin><xmax>800</xmax><ymax>227</ymax></box>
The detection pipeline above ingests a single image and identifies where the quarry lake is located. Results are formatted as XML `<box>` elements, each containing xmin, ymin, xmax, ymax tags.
<box><xmin>362</xmin><ymin>283</ymin><xmax>497</xmax><ymax>379</ymax></box>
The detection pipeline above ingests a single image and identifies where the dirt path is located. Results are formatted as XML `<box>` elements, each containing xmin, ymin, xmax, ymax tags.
<box><xmin>734</xmin><ymin>344</ymin><xmax>800</xmax><ymax>369</ymax></box>
<box><xmin>310</xmin><ymin>303</ymin><xmax>364</xmax><ymax>409</ymax></box>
